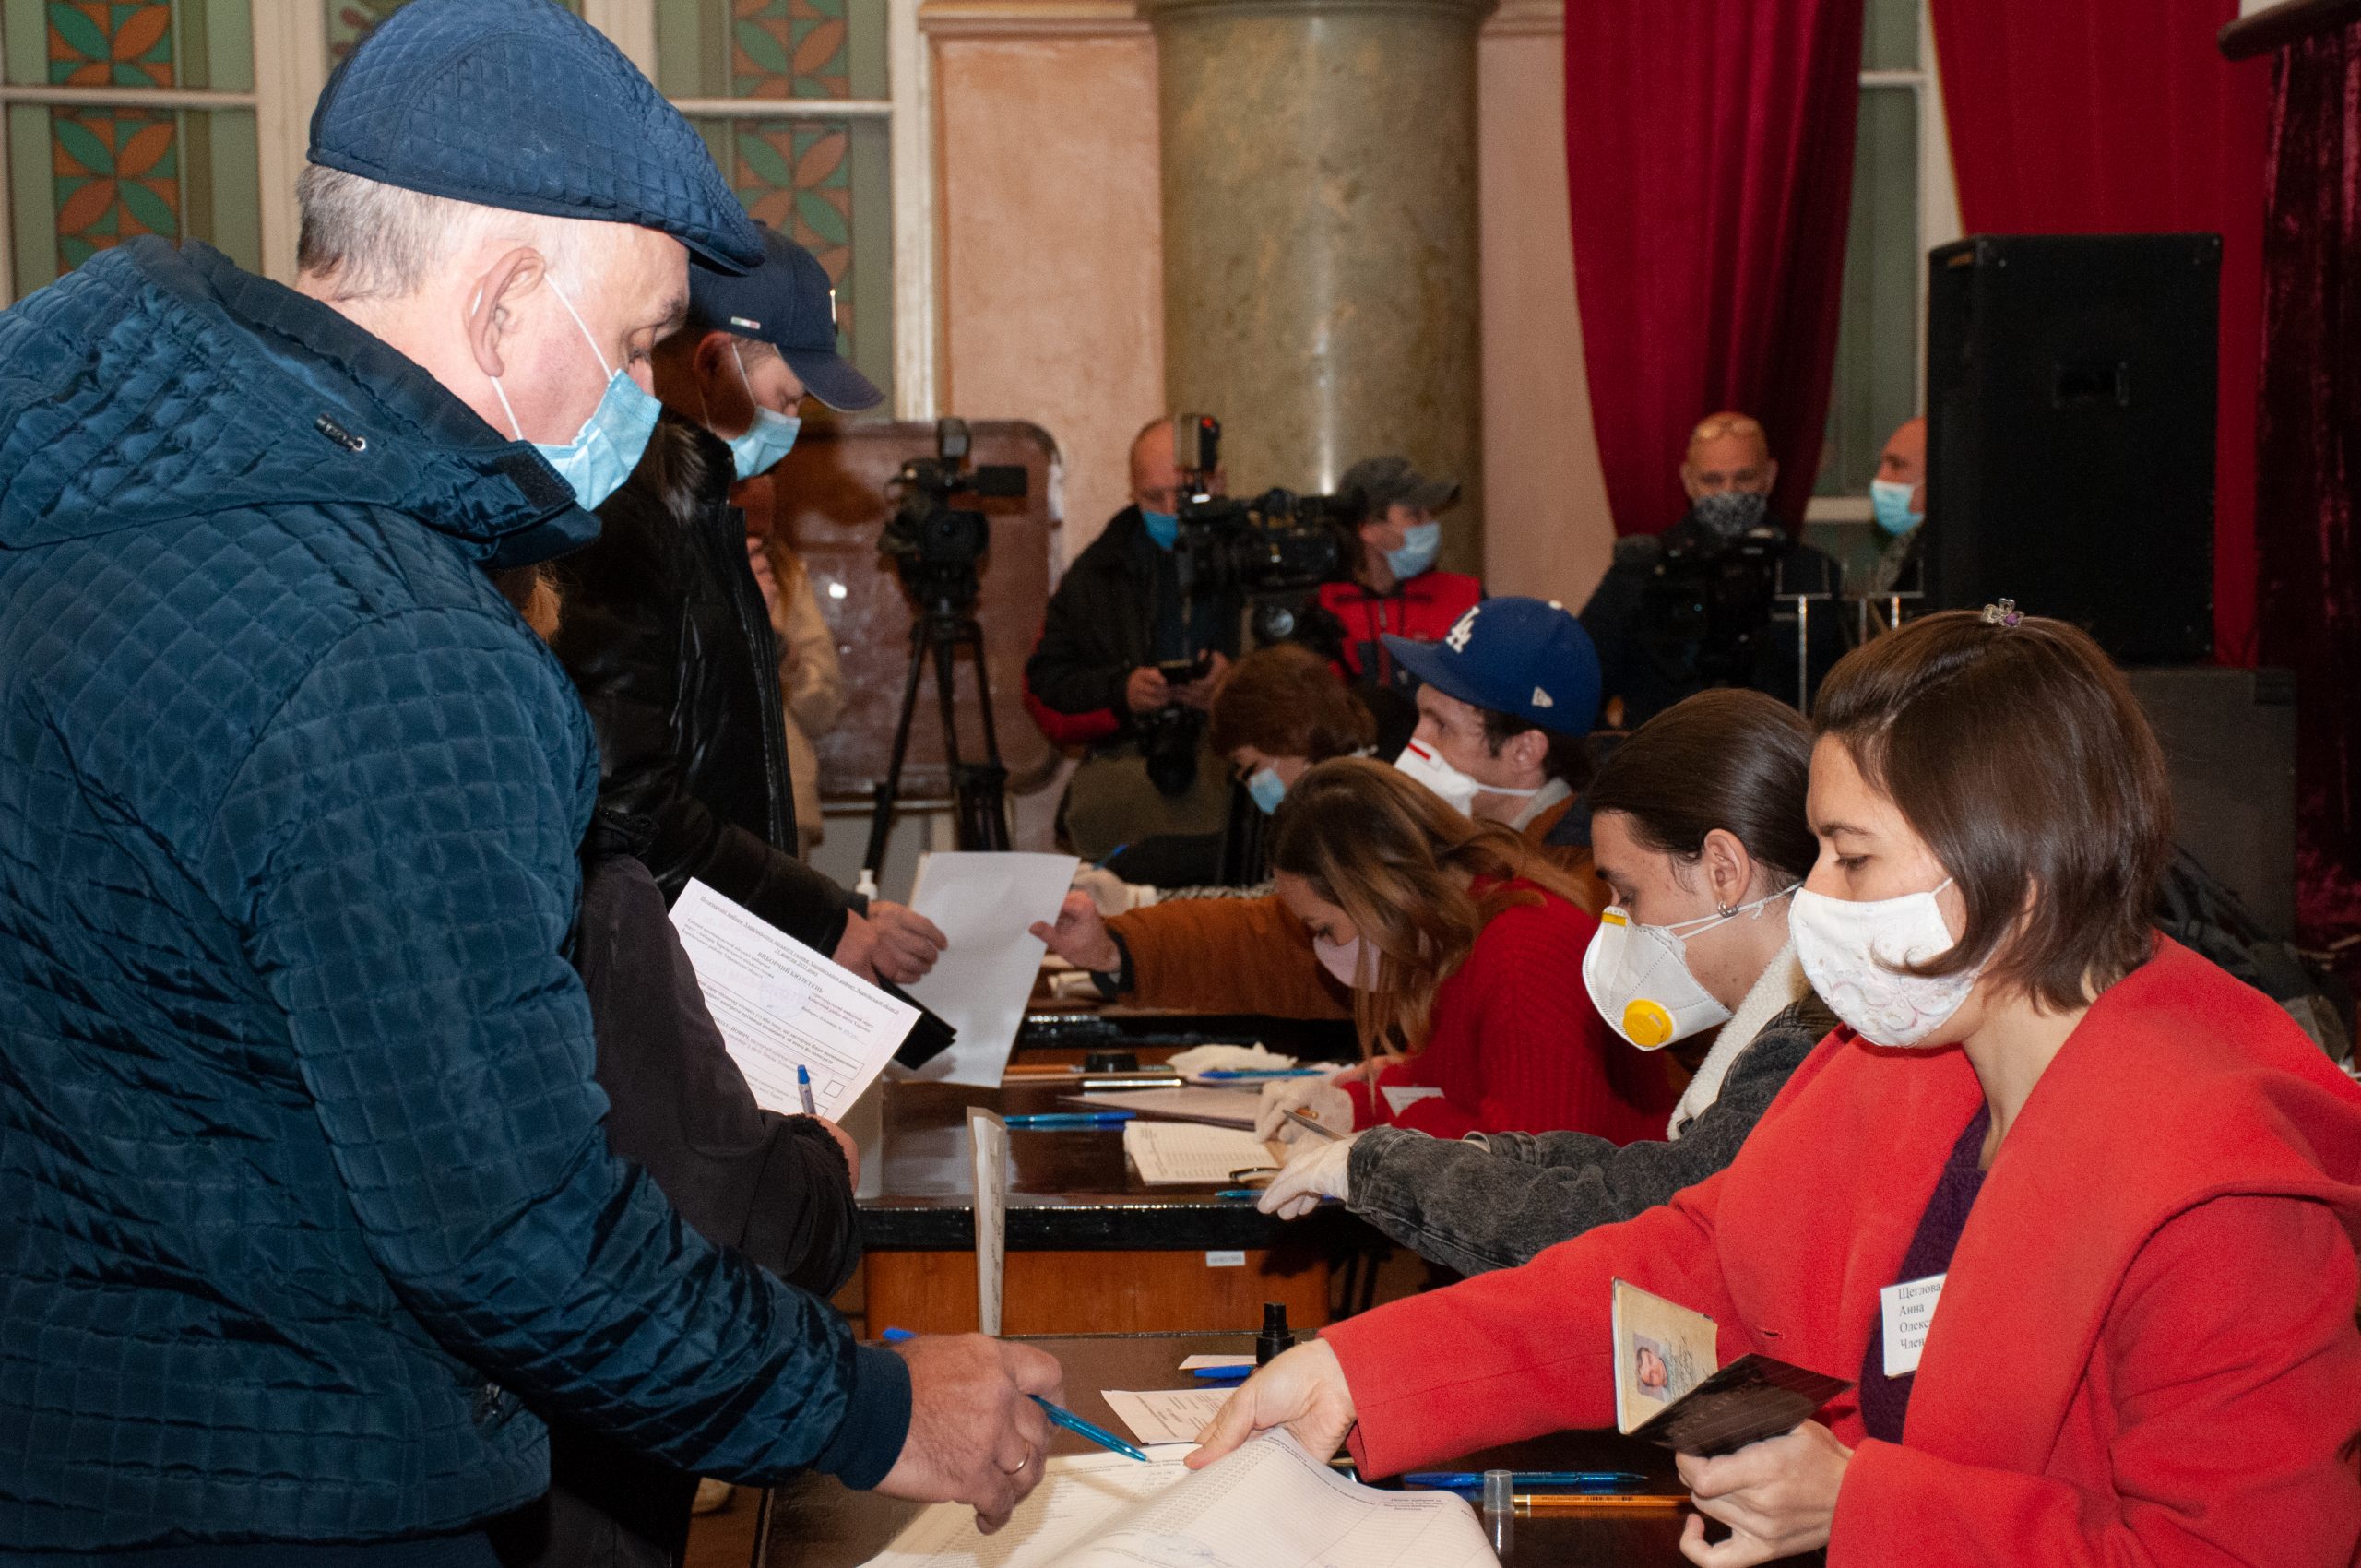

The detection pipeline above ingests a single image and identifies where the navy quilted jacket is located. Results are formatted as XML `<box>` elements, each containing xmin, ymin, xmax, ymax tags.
<box><xmin>0</xmin><ymin>240</ymin><xmax>909</xmax><ymax>1551</ymax></box>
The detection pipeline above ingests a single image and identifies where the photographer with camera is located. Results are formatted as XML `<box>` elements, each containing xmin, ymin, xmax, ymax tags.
<box><xmin>1299</xmin><ymin>456</ymin><xmax>1483</xmax><ymax>755</ymax></box>
<box><xmin>1024</xmin><ymin>416</ymin><xmax>1243</xmax><ymax>870</ymax></box>
<box><xmin>1579</xmin><ymin>410</ymin><xmax>1846</xmax><ymax>728</ymax></box>
<box><xmin>552</xmin><ymin>226</ymin><xmax>948</xmax><ymax>985</ymax></box>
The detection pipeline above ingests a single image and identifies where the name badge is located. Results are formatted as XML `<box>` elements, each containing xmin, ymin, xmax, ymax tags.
<box><xmin>1880</xmin><ymin>1273</ymin><xmax>1946</xmax><ymax>1378</ymax></box>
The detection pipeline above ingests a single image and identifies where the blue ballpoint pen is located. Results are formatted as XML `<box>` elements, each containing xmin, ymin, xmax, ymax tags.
<box><xmin>796</xmin><ymin>1063</ymin><xmax>816</xmax><ymax>1115</ymax></box>
<box><xmin>1401</xmin><ymin>1469</ymin><xmax>1651</xmax><ymax>1493</ymax></box>
<box><xmin>1004</xmin><ymin>1111</ymin><xmax>1134</xmax><ymax>1129</ymax></box>
<box><xmin>1195</xmin><ymin>1068</ymin><xmax>1325</xmax><ymax>1080</ymax></box>
<box><xmin>1191</xmin><ymin>1365</ymin><xmax>1252</xmax><ymax>1382</ymax></box>
<box><xmin>879</xmin><ymin>1326</ymin><xmax>916</xmax><ymax>1343</ymax></box>
<box><xmin>1033</xmin><ymin>1396</ymin><xmax>1147</xmax><ymax>1461</ymax></box>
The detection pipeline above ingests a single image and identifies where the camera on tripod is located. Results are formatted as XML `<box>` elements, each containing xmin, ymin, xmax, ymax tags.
<box><xmin>878</xmin><ymin>417</ymin><xmax>1028</xmax><ymax>612</ymax></box>
<box><xmin>1639</xmin><ymin>522</ymin><xmax>1796</xmax><ymax>687</ymax></box>
<box><xmin>1168</xmin><ymin>415</ymin><xmax>1345</xmax><ymax>634</ymax></box>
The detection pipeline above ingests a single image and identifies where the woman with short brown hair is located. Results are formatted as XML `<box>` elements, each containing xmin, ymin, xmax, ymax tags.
<box><xmin>1196</xmin><ymin>609</ymin><xmax>2361</xmax><ymax>1568</ymax></box>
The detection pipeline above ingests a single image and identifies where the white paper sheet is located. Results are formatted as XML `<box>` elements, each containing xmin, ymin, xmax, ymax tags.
<box><xmin>1102</xmin><ymin>1388</ymin><xmax>1237</xmax><ymax>1446</ymax></box>
<box><xmin>1178</xmin><ymin>1354</ymin><xmax>1256</xmax><ymax>1371</ymax></box>
<box><xmin>860</xmin><ymin>1451</ymin><xmax>1187</xmax><ymax>1568</ymax></box>
<box><xmin>903</xmin><ymin>851</ymin><xmax>1079</xmax><ymax>1086</ymax></box>
<box><xmin>669</xmin><ymin>879</ymin><xmax>919</xmax><ymax>1120</ymax></box>
<box><xmin>1121</xmin><ymin>1122</ymin><xmax>1278</xmax><ymax>1186</ymax></box>
<box><xmin>969</xmin><ymin>1108</ymin><xmax>1010</xmax><ymax>1336</ymax></box>
<box><xmin>1067</xmin><ymin>1087</ymin><xmax>1263</xmax><ymax>1127</ymax></box>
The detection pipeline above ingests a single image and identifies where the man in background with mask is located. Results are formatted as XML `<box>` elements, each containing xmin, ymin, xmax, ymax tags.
<box><xmin>1860</xmin><ymin>414</ymin><xmax>1927</xmax><ymax>599</ymax></box>
<box><xmin>0</xmin><ymin>3</ymin><xmax>1053</xmax><ymax>1556</ymax></box>
<box><xmin>1024</xmin><ymin>416</ymin><xmax>1243</xmax><ymax>882</ymax></box>
<box><xmin>552</xmin><ymin>225</ymin><xmax>947</xmax><ymax>985</ymax></box>
<box><xmin>1580</xmin><ymin>410</ymin><xmax>1845</xmax><ymax>727</ymax></box>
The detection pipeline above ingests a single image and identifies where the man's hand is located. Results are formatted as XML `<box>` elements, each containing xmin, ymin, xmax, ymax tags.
<box><xmin>1186</xmin><ymin>1340</ymin><xmax>1355</xmax><ymax>1469</ymax></box>
<box><xmin>1029</xmin><ymin>889</ymin><xmax>1121</xmax><ymax>973</ymax></box>
<box><xmin>875</xmin><ymin>1335</ymin><xmax>1063</xmax><ymax>1533</ymax></box>
<box><xmin>745</xmin><ymin>535</ymin><xmax>783</xmax><ymax>620</ymax></box>
<box><xmin>866</xmin><ymin>901</ymin><xmax>948</xmax><ymax>983</ymax></box>
<box><xmin>1124</xmin><ymin>666</ymin><xmax>1171</xmax><ymax>715</ymax></box>
<box><xmin>832</xmin><ymin>909</ymin><xmax>880</xmax><ymax>981</ymax></box>
<box><xmin>1674</xmin><ymin>1421</ymin><xmax>1851</xmax><ymax>1567</ymax></box>
<box><xmin>802</xmin><ymin>1115</ymin><xmax>860</xmax><ymax>1185</ymax></box>
<box><xmin>1170</xmin><ymin>650</ymin><xmax>1229</xmax><ymax>711</ymax></box>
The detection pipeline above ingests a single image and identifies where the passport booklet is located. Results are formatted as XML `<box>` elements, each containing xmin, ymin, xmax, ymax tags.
<box><xmin>1611</xmin><ymin>1278</ymin><xmax>1852</xmax><ymax>1457</ymax></box>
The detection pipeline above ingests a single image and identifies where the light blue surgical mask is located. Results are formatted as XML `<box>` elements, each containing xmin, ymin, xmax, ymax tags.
<box><xmin>486</xmin><ymin>277</ymin><xmax>660</xmax><ymax>512</ymax></box>
<box><xmin>713</xmin><ymin>342</ymin><xmax>801</xmax><ymax>481</ymax></box>
<box><xmin>1142</xmin><ymin>508</ymin><xmax>1180</xmax><ymax>551</ymax></box>
<box><xmin>1869</xmin><ymin>478</ymin><xmax>1922</xmax><ymax>538</ymax></box>
<box><xmin>1245</xmin><ymin>766</ymin><xmax>1287</xmax><ymax>815</ymax></box>
<box><xmin>1383</xmin><ymin>520</ymin><xmax>1442</xmax><ymax>581</ymax></box>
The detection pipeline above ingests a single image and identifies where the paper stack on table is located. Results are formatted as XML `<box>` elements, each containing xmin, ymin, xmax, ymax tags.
<box><xmin>903</xmin><ymin>851</ymin><xmax>1079</xmax><ymax>1087</ymax></box>
<box><xmin>1067</xmin><ymin>1086</ymin><xmax>1263</xmax><ymax>1127</ymax></box>
<box><xmin>668</xmin><ymin>879</ymin><xmax>919</xmax><ymax>1120</ymax></box>
<box><xmin>1102</xmin><ymin>1387</ymin><xmax>1237</xmax><ymax>1447</ymax></box>
<box><xmin>858</xmin><ymin>1431</ymin><xmax>1496</xmax><ymax>1568</ymax></box>
<box><xmin>1121</xmin><ymin>1121</ymin><xmax>1279</xmax><ymax>1185</ymax></box>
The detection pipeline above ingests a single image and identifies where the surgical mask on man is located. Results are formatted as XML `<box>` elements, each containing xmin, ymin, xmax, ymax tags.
<box><xmin>484</xmin><ymin>277</ymin><xmax>660</xmax><ymax>512</ymax></box>
<box><xmin>1142</xmin><ymin>508</ymin><xmax>1180</xmax><ymax>550</ymax></box>
<box><xmin>1788</xmin><ymin>877</ymin><xmax>1983</xmax><ymax>1047</ymax></box>
<box><xmin>1869</xmin><ymin>479</ymin><xmax>1922</xmax><ymax>538</ymax></box>
<box><xmin>1383</xmin><ymin>520</ymin><xmax>1442</xmax><ymax>581</ymax></box>
<box><xmin>1246</xmin><ymin>766</ymin><xmax>1288</xmax><ymax>815</ymax></box>
<box><xmin>1315</xmin><ymin>933</ymin><xmax>1368</xmax><ymax>990</ymax></box>
<box><xmin>1691</xmin><ymin>489</ymin><xmax>1769</xmax><ymax>540</ymax></box>
<box><xmin>1583</xmin><ymin>885</ymin><xmax>1796</xmax><ymax>1049</ymax></box>
<box><xmin>712</xmin><ymin>343</ymin><xmax>801</xmax><ymax>481</ymax></box>
<box><xmin>1394</xmin><ymin>738</ymin><xmax>1536</xmax><ymax>817</ymax></box>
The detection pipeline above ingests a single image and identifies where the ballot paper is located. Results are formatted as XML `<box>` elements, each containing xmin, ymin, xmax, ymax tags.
<box><xmin>858</xmin><ymin>1431</ymin><xmax>1496</xmax><ymax>1568</ymax></box>
<box><xmin>903</xmin><ymin>851</ymin><xmax>1079</xmax><ymax>1086</ymax></box>
<box><xmin>1103</xmin><ymin>1388</ymin><xmax>1238</xmax><ymax>1447</ymax></box>
<box><xmin>1067</xmin><ymin>1086</ymin><xmax>1264</xmax><ymax>1127</ymax></box>
<box><xmin>1121</xmin><ymin>1121</ymin><xmax>1279</xmax><ymax>1185</ymax></box>
<box><xmin>669</xmin><ymin>879</ymin><xmax>919</xmax><ymax>1120</ymax></box>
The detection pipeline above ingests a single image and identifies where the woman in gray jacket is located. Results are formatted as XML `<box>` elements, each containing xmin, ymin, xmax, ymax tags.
<box><xmin>1255</xmin><ymin>689</ymin><xmax>1835</xmax><ymax>1276</ymax></box>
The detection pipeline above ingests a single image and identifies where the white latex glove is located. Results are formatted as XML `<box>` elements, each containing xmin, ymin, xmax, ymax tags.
<box><xmin>1167</xmin><ymin>1043</ymin><xmax>1298</xmax><ymax>1075</ymax></box>
<box><xmin>1256</xmin><ymin>1134</ymin><xmax>1356</xmax><ymax>1219</ymax></box>
<box><xmin>1070</xmin><ymin>865</ymin><xmax>1158</xmax><ymax>918</ymax></box>
<box><xmin>1254</xmin><ymin>1071</ymin><xmax>1354</xmax><ymax>1145</ymax></box>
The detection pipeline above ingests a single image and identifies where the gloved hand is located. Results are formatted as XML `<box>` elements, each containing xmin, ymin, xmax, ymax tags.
<box><xmin>1254</xmin><ymin>1071</ymin><xmax>1355</xmax><ymax>1146</ymax></box>
<box><xmin>1071</xmin><ymin>865</ymin><xmax>1158</xmax><ymax>919</ymax></box>
<box><xmin>1255</xmin><ymin>1134</ymin><xmax>1356</xmax><ymax>1219</ymax></box>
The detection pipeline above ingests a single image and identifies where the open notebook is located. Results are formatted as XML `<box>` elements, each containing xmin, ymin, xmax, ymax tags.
<box><xmin>860</xmin><ymin>1430</ymin><xmax>1496</xmax><ymax>1568</ymax></box>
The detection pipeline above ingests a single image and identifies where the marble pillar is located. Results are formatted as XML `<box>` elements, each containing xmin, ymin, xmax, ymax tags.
<box><xmin>1146</xmin><ymin>0</ymin><xmax>1494</xmax><ymax>573</ymax></box>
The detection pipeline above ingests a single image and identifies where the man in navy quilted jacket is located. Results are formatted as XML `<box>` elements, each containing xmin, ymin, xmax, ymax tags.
<box><xmin>0</xmin><ymin>2</ymin><xmax>1056</xmax><ymax>1561</ymax></box>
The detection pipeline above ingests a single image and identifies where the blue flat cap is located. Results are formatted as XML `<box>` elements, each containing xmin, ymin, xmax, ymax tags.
<box><xmin>690</xmin><ymin>226</ymin><xmax>883</xmax><ymax>411</ymax></box>
<box><xmin>1383</xmin><ymin>596</ymin><xmax>1601</xmax><ymax>739</ymax></box>
<box><xmin>308</xmin><ymin>0</ymin><xmax>763</xmax><ymax>271</ymax></box>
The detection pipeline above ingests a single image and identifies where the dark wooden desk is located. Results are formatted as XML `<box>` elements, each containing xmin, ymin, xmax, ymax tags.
<box><xmin>753</xmin><ymin>1332</ymin><xmax>1706</xmax><ymax>1567</ymax></box>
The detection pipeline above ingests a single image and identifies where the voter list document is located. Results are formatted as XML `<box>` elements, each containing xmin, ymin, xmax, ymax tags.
<box><xmin>669</xmin><ymin>878</ymin><xmax>918</xmax><ymax>1120</ymax></box>
<box><xmin>860</xmin><ymin>1431</ymin><xmax>1496</xmax><ymax>1568</ymax></box>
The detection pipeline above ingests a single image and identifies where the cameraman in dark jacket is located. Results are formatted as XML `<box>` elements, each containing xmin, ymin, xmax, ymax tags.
<box><xmin>552</xmin><ymin>227</ymin><xmax>946</xmax><ymax>982</ymax></box>
<box><xmin>1024</xmin><ymin>417</ymin><xmax>1242</xmax><ymax>868</ymax></box>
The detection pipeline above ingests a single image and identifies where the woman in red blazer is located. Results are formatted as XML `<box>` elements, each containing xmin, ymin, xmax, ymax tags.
<box><xmin>1252</xmin><ymin>757</ymin><xmax>1676</xmax><ymax>1146</ymax></box>
<box><xmin>1191</xmin><ymin>611</ymin><xmax>2361</xmax><ymax>1567</ymax></box>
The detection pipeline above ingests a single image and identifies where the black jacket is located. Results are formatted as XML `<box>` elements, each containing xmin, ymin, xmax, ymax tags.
<box><xmin>552</xmin><ymin>413</ymin><xmax>851</xmax><ymax>954</ymax></box>
<box><xmin>1025</xmin><ymin>505</ymin><xmax>1240</xmax><ymax>744</ymax></box>
<box><xmin>1579</xmin><ymin>511</ymin><xmax>1848</xmax><ymax>728</ymax></box>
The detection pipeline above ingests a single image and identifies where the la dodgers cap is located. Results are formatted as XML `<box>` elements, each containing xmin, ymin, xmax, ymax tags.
<box><xmin>1382</xmin><ymin>596</ymin><xmax>1602</xmax><ymax>739</ymax></box>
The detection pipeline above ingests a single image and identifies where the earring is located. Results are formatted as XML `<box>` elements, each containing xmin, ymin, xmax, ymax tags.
<box><xmin>1717</xmin><ymin>900</ymin><xmax>1738</xmax><ymax>919</ymax></box>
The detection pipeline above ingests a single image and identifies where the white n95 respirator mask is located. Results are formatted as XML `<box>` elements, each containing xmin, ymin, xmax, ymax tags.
<box><xmin>1394</xmin><ymin>739</ymin><xmax>1536</xmax><ymax>817</ymax></box>
<box><xmin>1787</xmin><ymin>879</ymin><xmax>1981</xmax><ymax>1048</ymax></box>
<box><xmin>1582</xmin><ymin>886</ymin><xmax>1795</xmax><ymax>1049</ymax></box>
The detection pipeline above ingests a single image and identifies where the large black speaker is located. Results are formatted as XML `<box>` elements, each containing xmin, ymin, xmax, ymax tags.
<box><xmin>1924</xmin><ymin>234</ymin><xmax>2218</xmax><ymax>663</ymax></box>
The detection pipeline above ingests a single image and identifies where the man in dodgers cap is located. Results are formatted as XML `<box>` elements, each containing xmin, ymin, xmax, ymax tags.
<box><xmin>0</xmin><ymin>1</ymin><xmax>1052</xmax><ymax>1557</ymax></box>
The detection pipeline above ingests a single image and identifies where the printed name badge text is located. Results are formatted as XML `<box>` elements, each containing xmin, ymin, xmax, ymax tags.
<box><xmin>1880</xmin><ymin>1273</ymin><xmax>1946</xmax><ymax>1378</ymax></box>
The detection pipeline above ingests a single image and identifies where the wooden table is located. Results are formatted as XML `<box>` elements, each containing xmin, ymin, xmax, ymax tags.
<box><xmin>752</xmin><ymin>1331</ymin><xmax>1745</xmax><ymax>1567</ymax></box>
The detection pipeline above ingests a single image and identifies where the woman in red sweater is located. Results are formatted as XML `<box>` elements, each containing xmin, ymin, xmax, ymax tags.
<box><xmin>1250</xmin><ymin>757</ymin><xmax>1675</xmax><ymax>1146</ymax></box>
<box><xmin>1192</xmin><ymin>610</ymin><xmax>2361</xmax><ymax>1568</ymax></box>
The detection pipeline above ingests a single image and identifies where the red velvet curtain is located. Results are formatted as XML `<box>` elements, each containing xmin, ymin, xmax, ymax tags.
<box><xmin>1563</xmin><ymin>0</ymin><xmax>1864</xmax><ymax>538</ymax></box>
<box><xmin>2257</xmin><ymin>24</ymin><xmax>2361</xmax><ymax>924</ymax></box>
<box><xmin>1928</xmin><ymin>0</ymin><xmax>2270</xmax><ymax>665</ymax></box>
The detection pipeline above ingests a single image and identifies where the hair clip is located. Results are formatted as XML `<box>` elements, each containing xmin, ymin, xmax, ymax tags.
<box><xmin>1981</xmin><ymin>598</ymin><xmax>2022</xmax><ymax>628</ymax></box>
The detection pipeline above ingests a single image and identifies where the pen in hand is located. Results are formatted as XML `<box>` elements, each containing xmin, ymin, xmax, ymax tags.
<box><xmin>1283</xmin><ymin>1107</ymin><xmax>1345</xmax><ymax>1142</ymax></box>
<box><xmin>796</xmin><ymin>1063</ymin><xmax>817</xmax><ymax>1115</ymax></box>
<box><xmin>1033</xmin><ymin>1396</ymin><xmax>1147</xmax><ymax>1461</ymax></box>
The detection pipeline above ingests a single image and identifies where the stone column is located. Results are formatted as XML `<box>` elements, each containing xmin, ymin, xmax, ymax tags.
<box><xmin>1145</xmin><ymin>0</ymin><xmax>1494</xmax><ymax>573</ymax></box>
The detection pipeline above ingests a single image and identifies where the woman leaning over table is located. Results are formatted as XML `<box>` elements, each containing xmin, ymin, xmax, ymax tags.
<box><xmin>1189</xmin><ymin>608</ymin><xmax>2361</xmax><ymax>1567</ymax></box>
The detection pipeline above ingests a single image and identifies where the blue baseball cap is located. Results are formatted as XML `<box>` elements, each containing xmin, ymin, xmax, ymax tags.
<box><xmin>689</xmin><ymin>225</ymin><xmax>883</xmax><ymax>411</ymax></box>
<box><xmin>308</xmin><ymin>0</ymin><xmax>764</xmax><ymax>272</ymax></box>
<box><xmin>1382</xmin><ymin>597</ymin><xmax>1601</xmax><ymax>739</ymax></box>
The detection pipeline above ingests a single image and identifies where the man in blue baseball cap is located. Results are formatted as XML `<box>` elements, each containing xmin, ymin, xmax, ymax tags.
<box><xmin>0</xmin><ymin>0</ymin><xmax>1052</xmax><ymax>1559</ymax></box>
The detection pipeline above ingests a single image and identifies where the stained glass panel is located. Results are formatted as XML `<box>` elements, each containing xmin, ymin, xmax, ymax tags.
<box><xmin>326</xmin><ymin>0</ymin><xmax>580</xmax><ymax>65</ymax></box>
<box><xmin>657</xmin><ymin>0</ymin><xmax>886</xmax><ymax>101</ymax></box>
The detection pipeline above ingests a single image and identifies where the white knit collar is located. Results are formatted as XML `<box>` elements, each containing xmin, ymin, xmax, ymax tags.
<box><xmin>1668</xmin><ymin>943</ymin><xmax>1809</xmax><ymax>1140</ymax></box>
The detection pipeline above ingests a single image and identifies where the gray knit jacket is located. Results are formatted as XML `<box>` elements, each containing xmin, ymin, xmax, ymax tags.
<box><xmin>1344</xmin><ymin>992</ymin><xmax>1839</xmax><ymax>1277</ymax></box>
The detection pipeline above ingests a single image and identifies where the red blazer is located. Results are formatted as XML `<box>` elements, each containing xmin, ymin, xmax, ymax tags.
<box><xmin>1341</xmin><ymin>878</ymin><xmax>1678</xmax><ymax>1144</ymax></box>
<box><xmin>1323</xmin><ymin>938</ymin><xmax>2361</xmax><ymax>1566</ymax></box>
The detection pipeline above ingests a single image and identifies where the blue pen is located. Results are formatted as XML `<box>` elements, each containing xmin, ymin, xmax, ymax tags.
<box><xmin>1401</xmin><ymin>1469</ymin><xmax>1651</xmax><ymax>1493</ymax></box>
<box><xmin>1196</xmin><ymin>1068</ymin><xmax>1325</xmax><ymax>1080</ymax></box>
<box><xmin>1191</xmin><ymin>1365</ymin><xmax>1253</xmax><ymax>1382</ymax></box>
<box><xmin>1095</xmin><ymin>844</ymin><xmax>1129</xmax><ymax>871</ymax></box>
<box><xmin>880</xmin><ymin>1326</ymin><xmax>916</xmax><ymax>1344</ymax></box>
<box><xmin>1033</xmin><ymin>1396</ymin><xmax>1146</xmax><ymax>1461</ymax></box>
<box><xmin>796</xmin><ymin>1063</ymin><xmax>816</xmax><ymax>1115</ymax></box>
<box><xmin>1004</xmin><ymin>1111</ymin><xmax>1134</xmax><ymax>1129</ymax></box>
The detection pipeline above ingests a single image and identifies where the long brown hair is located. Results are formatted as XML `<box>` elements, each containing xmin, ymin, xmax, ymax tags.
<box><xmin>1268</xmin><ymin>756</ymin><xmax>1588</xmax><ymax>1063</ymax></box>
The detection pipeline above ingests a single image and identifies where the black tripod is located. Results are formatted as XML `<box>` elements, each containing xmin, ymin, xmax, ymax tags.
<box><xmin>862</xmin><ymin>589</ymin><xmax>1009</xmax><ymax>878</ymax></box>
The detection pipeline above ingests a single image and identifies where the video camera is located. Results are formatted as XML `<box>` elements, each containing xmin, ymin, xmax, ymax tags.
<box><xmin>1635</xmin><ymin>521</ymin><xmax>1794</xmax><ymax>688</ymax></box>
<box><xmin>879</xmin><ymin>417</ymin><xmax>1029</xmax><ymax>613</ymax></box>
<box><xmin>1168</xmin><ymin>415</ymin><xmax>1345</xmax><ymax>637</ymax></box>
